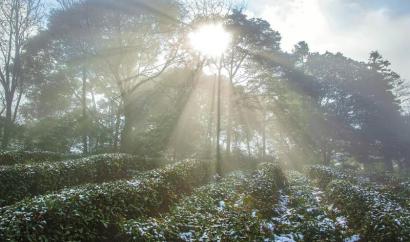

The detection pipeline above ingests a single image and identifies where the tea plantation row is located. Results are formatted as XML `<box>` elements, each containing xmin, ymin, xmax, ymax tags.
<box><xmin>0</xmin><ymin>153</ymin><xmax>159</xmax><ymax>206</ymax></box>
<box><xmin>0</xmin><ymin>159</ymin><xmax>213</xmax><ymax>241</ymax></box>
<box><xmin>309</xmin><ymin>165</ymin><xmax>410</xmax><ymax>241</ymax></box>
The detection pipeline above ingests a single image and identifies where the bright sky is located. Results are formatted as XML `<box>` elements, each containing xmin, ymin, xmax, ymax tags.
<box><xmin>44</xmin><ymin>0</ymin><xmax>410</xmax><ymax>81</ymax></box>
<box><xmin>248</xmin><ymin>0</ymin><xmax>410</xmax><ymax>81</ymax></box>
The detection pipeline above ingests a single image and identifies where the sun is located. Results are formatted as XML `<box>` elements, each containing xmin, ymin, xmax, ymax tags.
<box><xmin>189</xmin><ymin>23</ymin><xmax>232</xmax><ymax>58</ymax></box>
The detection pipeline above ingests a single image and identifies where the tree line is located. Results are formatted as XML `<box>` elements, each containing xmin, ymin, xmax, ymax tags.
<box><xmin>0</xmin><ymin>0</ymin><xmax>409</xmax><ymax>170</ymax></box>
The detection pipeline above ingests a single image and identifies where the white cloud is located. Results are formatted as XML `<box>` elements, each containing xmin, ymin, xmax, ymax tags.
<box><xmin>250</xmin><ymin>0</ymin><xmax>410</xmax><ymax>81</ymax></box>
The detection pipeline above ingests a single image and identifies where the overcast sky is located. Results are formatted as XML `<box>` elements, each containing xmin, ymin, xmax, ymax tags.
<box><xmin>248</xmin><ymin>0</ymin><xmax>410</xmax><ymax>81</ymax></box>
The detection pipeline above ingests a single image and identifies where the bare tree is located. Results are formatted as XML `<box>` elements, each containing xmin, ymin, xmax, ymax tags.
<box><xmin>56</xmin><ymin>0</ymin><xmax>80</xmax><ymax>10</ymax></box>
<box><xmin>182</xmin><ymin>0</ymin><xmax>242</xmax><ymax>21</ymax></box>
<box><xmin>0</xmin><ymin>0</ymin><xmax>43</xmax><ymax>148</ymax></box>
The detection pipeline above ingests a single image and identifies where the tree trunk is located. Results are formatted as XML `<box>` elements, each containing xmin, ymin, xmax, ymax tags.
<box><xmin>216</xmin><ymin>62</ymin><xmax>222</xmax><ymax>177</ymax></box>
<box><xmin>323</xmin><ymin>150</ymin><xmax>328</xmax><ymax>165</ymax></box>
<box><xmin>206</xmin><ymin>76</ymin><xmax>216</xmax><ymax>158</ymax></box>
<box><xmin>246</xmin><ymin>130</ymin><xmax>251</xmax><ymax>158</ymax></box>
<box><xmin>261</xmin><ymin>108</ymin><xmax>266</xmax><ymax>161</ymax></box>
<box><xmin>322</xmin><ymin>139</ymin><xmax>330</xmax><ymax>165</ymax></box>
<box><xmin>120</xmin><ymin>99</ymin><xmax>135</xmax><ymax>153</ymax></box>
<box><xmin>113</xmin><ymin>108</ymin><xmax>121</xmax><ymax>152</ymax></box>
<box><xmin>1</xmin><ymin>96</ymin><xmax>12</xmax><ymax>149</ymax></box>
<box><xmin>384</xmin><ymin>158</ymin><xmax>393</xmax><ymax>171</ymax></box>
<box><xmin>81</xmin><ymin>68</ymin><xmax>88</xmax><ymax>154</ymax></box>
<box><xmin>225</xmin><ymin>86</ymin><xmax>232</xmax><ymax>160</ymax></box>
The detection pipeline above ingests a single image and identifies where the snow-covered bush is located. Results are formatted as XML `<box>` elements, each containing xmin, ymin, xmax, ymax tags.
<box><xmin>247</xmin><ymin>162</ymin><xmax>287</xmax><ymax>216</ymax></box>
<box><xmin>361</xmin><ymin>171</ymin><xmax>410</xmax><ymax>208</ymax></box>
<box><xmin>0</xmin><ymin>153</ymin><xmax>159</xmax><ymax>206</ymax></box>
<box><xmin>0</xmin><ymin>159</ymin><xmax>213</xmax><ymax>241</ymax></box>
<box><xmin>308</xmin><ymin>165</ymin><xmax>352</xmax><ymax>188</ymax></box>
<box><xmin>310</xmin><ymin>165</ymin><xmax>410</xmax><ymax>209</ymax></box>
<box><xmin>327</xmin><ymin>179</ymin><xmax>410</xmax><ymax>241</ymax></box>
<box><xmin>121</xmin><ymin>163</ymin><xmax>286</xmax><ymax>241</ymax></box>
<box><xmin>269</xmin><ymin>171</ymin><xmax>349</xmax><ymax>241</ymax></box>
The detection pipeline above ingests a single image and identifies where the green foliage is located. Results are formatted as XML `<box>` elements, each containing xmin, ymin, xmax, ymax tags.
<box><xmin>327</xmin><ymin>180</ymin><xmax>410</xmax><ymax>241</ymax></box>
<box><xmin>21</xmin><ymin>115</ymin><xmax>79</xmax><ymax>153</ymax></box>
<box><xmin>309</xmin><ymin>165</ymin><xmax>410</xmax><ymax>208</ymax></box>
<box><xmin>0</xmin><ymin>153</ymin><xmax>158</xmax><ymax>206</ymax></box>
<box><xmin>248</xmin><ymin>163</ymin><xmax>287</xmax><ymax>215</ymax></box>
<box><xmin>360</xmin><ymin>171</ymin><xmax>410</xmax><ymax>208</ymax></box>
<box><xmin>268</xmin><ymin>171</ymin><xmax>350</xmax><ymax>241</ymax></box>
<box><xmin>121</xmin><ymin>163</ymin><xmax>286</xmax><ymax>241</ymax></box>
<box><xmin>308</xmin><ymin>165</ymin><xmax>410</xmax><ymax>241</ymax></box>
<box><xmin>307</xmin><ymin>165</ymin><xmax>352</xmax><ymax>188</ymax></box>
<box><xmin>0</xmin><ymin>159</ymin><xmax>213</xmax><ymax>241</ymax></box>
<box><xmin>0</xmin><ymin>150</ymin><xmax>69</xmax><ymax>166</ymax></box>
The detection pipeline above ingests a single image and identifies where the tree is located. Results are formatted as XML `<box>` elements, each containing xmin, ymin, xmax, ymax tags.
<box><xmin>48</xmin><ymin>0</ymin><xmax>97</xmax><ymax>154</ymax></box>
<box><xmin>297</xmin><ymin>51</ymin><xmax>406</xmax><ymax>169</ymax></box>
<box><xmin>223</xmin><ymin>10</ymin><xmax>281</xmax><ymax>159</ymax></box>
<box><xmin>0</xmin><ymin>0</ymin><xmax>43</xmax><ymax>148</ymax></box>
<box><xmin>293</xmin><ymin>41</ymin><xmax>309</xmax><ymax>65</ymax></box>
<box><xmin>46</xmin><ymin>0</ymin><xmax>182</xmax><ymax>153</ymax></box>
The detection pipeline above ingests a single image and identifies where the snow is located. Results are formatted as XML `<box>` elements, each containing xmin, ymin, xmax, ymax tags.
<box><xmin>344</xmin><ymin>235</ymin><xmax>360</xmax><ymax>242</ymax></box>
<box><xmin>179</xmin><ymin>231</ymin><xmax>194</xmax><ymax>241</ymax></box>
<box><xmin>265</xmin><ymin>222</ymin><xmax>274</xmax><ymax>231</ymax></box>
<box><xmin>126</xmin><ymin>180</ymin><xmax>140</xmax><ymax>187</ymax></box>
<box><xmin>273</xmin><ymin>234</ymin><xmax>296</xmax><ymax>242</ymax></box>
<box><xmin>336</xmin><ymin>216</ymin><xmax>348</xmax><ymax>229</ymax></box>
<box><xmin>312</xmin><ymin>188</ymin><xmax>323</xmax><ymax>202</ymax></box>
<box><xmin>198</xmin><ymin>232</ymin><xmax>208</xmax><ymax>241</ymax></box>
<box><xmin>217</xmin><ymin>200</ymin><xmax>225</xmax><ymax>211</ymax></box>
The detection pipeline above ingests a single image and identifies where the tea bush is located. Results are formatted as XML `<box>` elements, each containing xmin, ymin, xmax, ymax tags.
<box><xmin>309</xmin><ymin>165</ymin><xmax>410</xmax><ymax>209</ymax></box>
<box><xmin>247</xmin><ymin>162</ymin><xmax>287</xmax><ymax>216</ymax></box>
<box><xmin>121</xmin><ymin>163</ymin><xmax>286</xmax><ymax>241</ymax></box>
<box><xmin>268</xmin><ymin>171</ymin><xmax>349</xmax><ymax>241</ymax></box>
<box><xmin>307</xmin><ymin>165</ymin><xmax>352</xmax><ymax>188</ymax></box>
<box><xmin>0</xmin><ymin>153</ymin><xmax>159</xmax><ymax>206</ymax></box>
<box><xmin>0</xmin><ymin>150</ymin><xmax>71</xmax><ymax>166</ymax></box>
<box><xmin>0</xmin><ymin>159</ymin><xmax>213</xmax><ymax>241</ymax></box>
<box><xmin>327</xmin><ymin>180</ymin><xmax>410</xmax><ymax>241</ymax></box>
<box><xmin>360</xmin><ymin>171</ymin><xmax>410</xmax><ymax>208</ymax></box>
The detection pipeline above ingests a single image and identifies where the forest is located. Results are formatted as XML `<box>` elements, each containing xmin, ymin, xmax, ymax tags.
<box><xmin>0</xmin><ymin>0</ymin><xmax>409</xmax><ymax>241</ymax></box>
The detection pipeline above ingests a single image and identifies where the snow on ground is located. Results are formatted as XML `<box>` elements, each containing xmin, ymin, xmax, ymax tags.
<box><xmin>344</xmin><ymin>234</ymin><xmax>360</xmax><ymax>242</ymax></box>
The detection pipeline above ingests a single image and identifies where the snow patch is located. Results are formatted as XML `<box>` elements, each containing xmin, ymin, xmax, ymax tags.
<box><xmin>179</xmin><ymin>231</ymin><xmax>194</xmax><ymax>241</ymax></box>
<box><xmin>274</xmin><ymin>234</ymin><xmax>296</xmax><ymax>242</ymax></box>
<box><xmin>344</xmin><ymin>234</ymin><xmax>360</xmax><ymax>242</ymax></box>
<box><xmin>217</xmin><ymin>200</ymin><xmax>225</xmax><ymax>211</ymax></box>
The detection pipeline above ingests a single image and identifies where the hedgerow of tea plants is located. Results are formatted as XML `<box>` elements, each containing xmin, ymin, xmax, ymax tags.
<box><xmin>121</xmin><ymin>163</ymin><xmax>286</xmax><ymax>241</ymax></box>
<box><xmin>359</xmin><ymin>171</ymin><xmax>410</xmax><ymax>208</ymax></box>
<box><xmin>0</xmin><ymin>159</ymin><xmax>213</xmax><ymax>241</ymax></box>
<box><xmin>268</xmin><ymin>171</ymin><xmax>351</xmax><ymax>241</ymax></box>
<box><xmin>309</xmin><ymin>165</ymin><xmax>410</xmax><ymax>209</ymax></box>
<box><xmin>0</xmin><ymin>153</ymin><xmax>159</xmax><ymax>206</ymax></box>
<box><xmin>327</xmin><ymin>180</ymin><xmax>410</xmax><ymax>241</ymax></box>
<box><xmin>0</xmin><ymin>150</ymin><xmax>72</xmax><ymax>166</ymax></box>
<box><xmin>307</xmin><ymin>165</ymin><xmax>353</xmax><ymax>188</ymax></box>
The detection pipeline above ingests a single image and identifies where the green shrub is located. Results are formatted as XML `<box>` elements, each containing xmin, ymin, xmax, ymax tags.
<box><xmin>121</xmin><ymin>162</ymin><xmax>286</xmax><ymax>241</ymax></box>
<box><xmin>247</xmin><ymin>163</ymin><xmax>287</xmax><ymax>215</ymax></box>
<box><xmin>308</xmin><ymin>165</ymin><xmax>352</xmax><ymax>188</ymax></box>
<box><xmin>327</xmin><ymin>180</ymin><xmax>410</xmax><ymax>241</ymax></box>
<box><xmin>0</xmin><ymin>153</ymin><xmax>159</xmax><ymax>206</ymax></box>
<box><xmin>360</xmin><ymin>171</ymin><xmax>410</xmax><ymax>208</ymax></box>
<box><xmin>310</xmin><ymin>165</ymin><xmax>410</xmax><ymax>209</ymax></box>
<box><xmin>0</xmin><ymin>159</ymin><xmax>213</xmax><ymax>241</ymax></box>
<box><xmin>0</xmin><ymin>150</ymin><xmax>71</xmax><ymax>166</ymax></box>
<box><xmin>268</xmin><ymin>171</ymin><xmax>349</xmax><ymax>241</ymax></box>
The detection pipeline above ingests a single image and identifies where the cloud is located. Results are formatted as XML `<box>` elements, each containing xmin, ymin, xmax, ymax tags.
<box><xmin>249</xmin><ymin>0</ymin><xmax>410</xmax><ymax>81</ymax></box>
